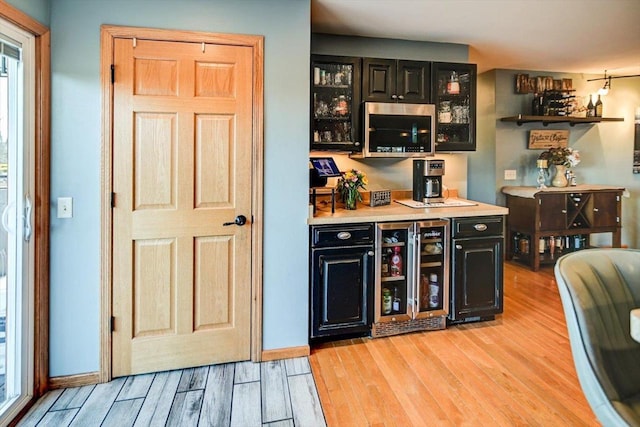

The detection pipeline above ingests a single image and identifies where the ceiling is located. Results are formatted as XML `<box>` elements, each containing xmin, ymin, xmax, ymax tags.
<box><xmin>311</xmin><ymin>0</ymin><xmax>640</xmax><ymax>78</ymax></box>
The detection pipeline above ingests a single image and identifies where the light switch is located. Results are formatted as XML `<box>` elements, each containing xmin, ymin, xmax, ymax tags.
<box><xmin>58</xmin><ymin>197</ymin><xmax>73</xmax><ymax>218</ymax></box>
<box><xmin>504</xmin><ymin>169</ymin><xmax>517</xmax><ymax>180</ymax></box>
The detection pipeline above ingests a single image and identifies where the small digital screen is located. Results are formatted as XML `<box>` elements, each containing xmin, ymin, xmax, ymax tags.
<box><xmin>311</xmin><ymin>157</ymin><xmax>341</xmax><ymax>177</ymax></box>
<box><xmin>310</xmin><ymin>157</ymin><xmax>341</xmax><ymax>177</ymax></box>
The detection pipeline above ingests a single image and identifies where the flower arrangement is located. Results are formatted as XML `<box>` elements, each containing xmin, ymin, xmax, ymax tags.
<box><xmin>538</xmin><ymin>146</ymin><xmax>580</xmax><ymax>168</ymax></box>
<box><xmin>336</xmin><ymin>169</ymin><xmax>368</xmax><ymax>210</ymax></box>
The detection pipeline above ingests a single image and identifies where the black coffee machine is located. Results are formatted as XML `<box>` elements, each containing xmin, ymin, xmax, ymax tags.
<box><xmin>413</xmin><ymin>159</ymin><xmax>445</xmax><ymax>203</ymax></box>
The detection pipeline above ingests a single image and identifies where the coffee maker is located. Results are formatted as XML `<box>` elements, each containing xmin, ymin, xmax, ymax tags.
<box><xmin>413</xmin><ymin>159</ymin><xmax>445</xmax><ymax>203</ymax></box>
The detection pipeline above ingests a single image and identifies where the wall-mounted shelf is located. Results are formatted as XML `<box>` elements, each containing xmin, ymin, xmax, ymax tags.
<box><xmin>500</xmin><ymin>115</ymin><xmax>624</xmax><ymax>127</ymax></box>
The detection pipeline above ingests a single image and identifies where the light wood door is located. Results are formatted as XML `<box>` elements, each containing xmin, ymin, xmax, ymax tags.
<box><xmin>112</xmin><ymin>37</ymin><xmax>253</xmax><ymax>377</ymax></box>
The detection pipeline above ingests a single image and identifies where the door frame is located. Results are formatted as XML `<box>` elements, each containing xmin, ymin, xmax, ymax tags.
<box><xmin>0</xmin><ymin>0</ymin><xmax>50</xmax><ymax>416</ymax></box>
<box><xmin>100</xmin><ymin>25</ymin><xmax>264</xmax><ymax>382</ymax></box>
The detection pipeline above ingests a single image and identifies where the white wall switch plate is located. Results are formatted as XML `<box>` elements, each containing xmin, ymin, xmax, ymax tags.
<box><xmin>504</xmin><ymin>169</ymin><xmax>517</xmax><ymax>180</ymax></box>
<box><xmin>57</xmin><ymin>197</ymin><xmax>73</xmax><ymax>218</ymax></box>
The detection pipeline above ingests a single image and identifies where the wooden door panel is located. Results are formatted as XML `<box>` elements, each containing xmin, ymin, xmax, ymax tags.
<box><xmin>134</xmin><ymin>58</ymin><xmax>178</xmax><ymax>96</ymax></box>
<box><xmin>133</xmin><ymin>238</ymin><xmax>175</xmax><ymax>338</ymax></box>
<box><xmin>194</xmin><ymin>235</ymin><xmax>233</xmax><ymax>329</ymax></box>
<box><xmin>134</xmin><ymin>112</ymin><xmax>177</xmax><ymax>210</ymax></box>
<box><xmin>113</xmin><ymin>36</ymin><xmax>253</xmax><ymax>377</ymax></box>
<box><xmin>195</xmin><ymin>114</ymin><xmax>233</xmax><ymax>207</ymax></box>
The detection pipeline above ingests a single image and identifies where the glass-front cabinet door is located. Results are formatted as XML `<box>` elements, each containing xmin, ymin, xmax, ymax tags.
<box><xmin>375</xmin><ymin>223</ymin><xmax>412</xmax><ymax>322</ymax></box>
<box><xmin>311</xmin><ymin>55</ymin><xmax>361</xmax><ymax>152</ymax></box>
<box><xmin>432</xmin><ymin>62</ymin><xmax>476</xmax><ymax>152</ymax></box>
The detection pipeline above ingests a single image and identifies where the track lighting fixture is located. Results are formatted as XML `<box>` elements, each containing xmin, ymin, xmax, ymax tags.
<box><xmin>588</xmin><ymin>70</ymin><xmax>640</xmax><ymax>94</ymax></box>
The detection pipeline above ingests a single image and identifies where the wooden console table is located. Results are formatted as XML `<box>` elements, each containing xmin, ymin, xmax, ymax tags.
<box><xmin>502</xmin><ymin>185</ymin><xmax>624</xmax><ymax>271</ymax></box>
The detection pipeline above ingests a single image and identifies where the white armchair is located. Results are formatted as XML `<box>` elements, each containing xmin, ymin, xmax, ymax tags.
<box><xmin>555</xmin><ymin>249</ymin><xmax>640</xmax><ymax>426</ymax></box>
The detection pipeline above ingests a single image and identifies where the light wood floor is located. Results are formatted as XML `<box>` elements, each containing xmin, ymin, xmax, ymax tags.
<box><xmin>18</xmin><ymin>260</ymin><xmax>597</xmax><ymax>426</ymax></box>
<box><xmin>18</xmin><ymin>358</ymin><xmax>325</xmax><ymax>426</ymax></box>
<box><xmin>310</xmin><ymin>261</ymin><xmax>600</xmax><ymax>426</ymax></box>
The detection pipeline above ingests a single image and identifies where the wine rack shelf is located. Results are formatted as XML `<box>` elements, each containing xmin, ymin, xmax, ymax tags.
<box><xmin>500</xmin><ymin>115</ymin><xmax>624</xmax><ymax>127</ymax></box>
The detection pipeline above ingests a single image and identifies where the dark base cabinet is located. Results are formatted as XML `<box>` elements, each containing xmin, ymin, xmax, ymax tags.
<box><xmin>310</xmin><ymin>224</ymin><xmax>374</xmax><ymax>341</ymax></box>
<box><xmin>449</xmin><ymin>217</ymin><xmax>504</xmax><ymax>324</ymax></box>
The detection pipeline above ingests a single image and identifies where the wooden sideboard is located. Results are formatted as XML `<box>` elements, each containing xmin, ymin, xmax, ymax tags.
<box><xmin>502</xmin><ymin>185</ymin><xmax>623</xmax><ymax>271</ymax></box>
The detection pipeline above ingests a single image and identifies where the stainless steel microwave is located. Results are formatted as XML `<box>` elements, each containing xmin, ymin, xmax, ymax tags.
<box><xmin>353</xmin><ymin>102</ymin><xmax>435</xmax><ymax>158</ymax></box>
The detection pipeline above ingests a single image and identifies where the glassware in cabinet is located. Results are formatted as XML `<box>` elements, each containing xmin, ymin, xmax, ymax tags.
<box><xmin>432</xmin><ymin>62</ymin><xmax>477</xmax><ymax>152</ymax></box>
<box><xmin>311</xmin><ymin>55</ymin><xmax>362</xmax><ymax>152</ymax></box>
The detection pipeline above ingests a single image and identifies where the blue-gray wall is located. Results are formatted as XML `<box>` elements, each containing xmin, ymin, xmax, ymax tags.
<box><xmin>487</xmin><ymin>69</ymin><xmax>640</xmax><ymax>247</ymax></box>
<box><xmin>5</xmin><ymin>0</ymin><xmax>49</xmax><ymax>26</ymax></box>
<box><xmin>48</xmin><ymin>0</ymin><xmax>310</xmax><ymax>376</ymax></box>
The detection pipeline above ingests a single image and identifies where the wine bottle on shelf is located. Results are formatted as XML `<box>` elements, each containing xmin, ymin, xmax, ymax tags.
<box><xmin>382</xmin><ymin>288</ymin><xmax>392</xmax><ymax>315</ymax></box>
<box><xmin>392</xmin><ymin>286</ymin><xmax>401</xmax><ymax>312</ymax></box>
<box><xmin>595</xmin><ymin>94</ymin><xmax>603</xmax><ymax>117</ymax></box>
<box><xmin>587</xmin><ymin>95</ymin><xmax>595</xmax><ymax>117</ymax></box>
<box><xmin>428</xmin><ymin>274</ymin><xmax>440</xmax><ymax>308</ymax></box>
<box><xmin>390</xmin><ymin>246</ymin><xmax>403</xmax><ymax>276</ymax></box>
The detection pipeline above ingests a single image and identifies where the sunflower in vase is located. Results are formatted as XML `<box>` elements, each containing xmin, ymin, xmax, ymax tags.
<box><xmin>336</xmin><ymin>169</ymin><xmax>368</xmax><ymax>210</ymax></box>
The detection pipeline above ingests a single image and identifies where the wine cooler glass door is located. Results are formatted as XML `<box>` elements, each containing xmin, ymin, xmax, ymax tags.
<box><xmin>415</xmin><ymin>220</ymin><xmax>449</xmax><ymax>318</ymax></box>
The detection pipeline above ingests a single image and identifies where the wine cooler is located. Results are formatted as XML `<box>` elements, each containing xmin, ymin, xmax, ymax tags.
<box><xmin>373</xmin><ymin>220</ymin><xmax>449</xmax><ymax>337</ymax></box>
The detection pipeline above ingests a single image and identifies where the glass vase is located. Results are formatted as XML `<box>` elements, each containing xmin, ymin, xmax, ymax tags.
<box><xmin>343</xmin><ymin>190</ymin><xmax>358</xmax><ymax>210</ymax></box>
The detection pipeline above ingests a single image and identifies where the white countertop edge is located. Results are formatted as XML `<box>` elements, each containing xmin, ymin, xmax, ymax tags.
<box><xmin>308</xmin><ymin>198</ymin><xmax>508</xmax><ymax>225</ymax></box>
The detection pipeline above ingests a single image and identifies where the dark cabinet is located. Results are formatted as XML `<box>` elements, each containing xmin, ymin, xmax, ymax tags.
<box><xmin>362</xmin><ymin>58</ymin><xmax>430</xmax><ymax>103</ymax></box>
<box><xmin>310</xmin><ymin>224</ymin><xmax>374</xmax><ymax>340</ymax></box>
<box><xmin>311</xmin><ymin>55</ymin><xmax>362</xmax><ymax>151</ymax></box>
<box><xmin>449</xmin><ymin>216</ymin><xmax>504</xmax><ymax>323</ymax></box>
<box><xmin>432</xmin><ymin>62</ymin><xmax>477</xmax><ymax>152</ymax></box>
<box><xmin>504</xmin><ymin>188</ymin><xmax>623</xmax><ymax>271</ymax></box>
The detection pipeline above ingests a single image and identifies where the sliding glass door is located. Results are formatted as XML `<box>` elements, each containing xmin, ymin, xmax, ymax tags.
<box><xmin>0</xmin><ymin>19</ymin><xmax>35</xmax><ymax>422</ymax></box>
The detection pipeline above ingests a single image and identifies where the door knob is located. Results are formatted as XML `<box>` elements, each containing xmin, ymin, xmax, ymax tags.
<box><xmin>223</xmin><ymin>215</ymin><xmax>247</xmax><ymax>226</ymax></box>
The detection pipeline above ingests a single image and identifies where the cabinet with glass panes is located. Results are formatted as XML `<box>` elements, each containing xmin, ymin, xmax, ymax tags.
<box><xmin>432</xmin><ymin>62</ymin><xmax>477</xmax><ymax>152</ymax></box>
<box><xmin>311</xmin><ymin>55</ymin><xmax>361</xmax><ymax>152</ymax></box>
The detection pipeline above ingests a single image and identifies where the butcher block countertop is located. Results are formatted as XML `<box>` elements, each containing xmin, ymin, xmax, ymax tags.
<box><xmin>309</xmin><ymin>197</ymin><xmax>509</xmax><ymax>225</ymax></box>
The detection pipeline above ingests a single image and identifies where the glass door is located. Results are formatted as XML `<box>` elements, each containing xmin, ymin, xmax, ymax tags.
<box><xmin>375</xmin><ymin>222</ymin><xmax>413</xmax><ymax>322</ymax></box>
<box><xmin>0</xmin><ymin>20</ymin><xmax>35</xmax><ymax>422</ymax></box>
<box><xmin>415</xmin><ymin>220</ymin><xmax>449</xmax><ymax>318</ymax></box>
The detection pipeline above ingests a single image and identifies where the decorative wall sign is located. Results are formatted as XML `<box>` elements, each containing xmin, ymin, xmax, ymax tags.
<box><xmin>515</xmin><ymin>73</ymin><xmax>572</xmax><ymax>94</ymax></box>
<box><xmin>528</xmin><ymin>130</ymin><xmax>570</xmax><ymax>149</ymax></box>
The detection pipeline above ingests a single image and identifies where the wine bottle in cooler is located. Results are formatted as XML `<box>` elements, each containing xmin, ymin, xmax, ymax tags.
<box><xmin>428</xmin><ymin>274</ymin><xmax>440</xmax><ymax>308</ymax></box>
<box><xmin>390</xmin><ymin>246</ymin><xmax>403</xmax><ymax>276</ymax></box>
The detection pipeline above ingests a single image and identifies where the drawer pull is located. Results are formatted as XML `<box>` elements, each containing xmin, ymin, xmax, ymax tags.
<box><xmin>337</xmin><ymin>231</ymin><xmax>352</xmax><ymax>240</ymax></box>
<box><xmin>561</xmin><ymin>209</ymin><xmax>567</xmax><ymax>214</ymax></box>
<box><xmin>474</xmin><ymin>223</ymin><xmax>488</xmax><ymax>232</ymax></box>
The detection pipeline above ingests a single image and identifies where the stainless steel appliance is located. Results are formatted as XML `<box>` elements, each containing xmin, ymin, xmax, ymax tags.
<box><xmin>353</xmin><ymin>102</ymin><xmax>436</xmax><ymax>158</ymax></box>
<box><xmin>413</xmin><ymin>158</ymin><xmax>445</xmax><ymax>203</ymax></box>
<box><xmin>373</xmin><ymin>220</ymin><xmax>450</xmax><ymax>337</ymax></box>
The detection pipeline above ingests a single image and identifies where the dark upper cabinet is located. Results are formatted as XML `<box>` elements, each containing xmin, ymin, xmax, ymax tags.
<box><xmin>432</xmin><ymin>62</ymin><xmax>477</xmax><ymax>152</ymax></box>
<box><xmin>311</xmin><ymin>55</ymin><xmax>362</xmax><ymax>152</ymax></box>
<box><xmin>362</xmin><ymin>58</ymin><xmax>431</xmax><ymax>103</ymax></box>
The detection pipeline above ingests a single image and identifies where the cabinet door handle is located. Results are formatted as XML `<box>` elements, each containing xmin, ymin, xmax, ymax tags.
<box><xmin>593</xmin><ymin>208</ymin><xmax>599</xmax><ymax>212</ymax></box>
<box><xmin>367</xmin><ymin>251</ymin><xmax>374</xmax><ymax>256</ymax></box>
<box><xmin>561</xmin><ymin>209</ymin><xmax>567</xmax><ymax>214</ymax></box>
<box><xmin>391</xmin><ymin>94</ymin><xmax>398</xmax><ymax>99</ymax></box>
<box><xmin>456</xmin><ymin>244</ymin><xmax>462</xmax><ymax>249</ymax></box>
<box><xmin>397</xmin><ymin>95</ymin><xmax>404</xmax><ymax>100</ymax></box>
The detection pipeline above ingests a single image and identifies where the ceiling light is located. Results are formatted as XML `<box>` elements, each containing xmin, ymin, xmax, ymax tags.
<box><xmin>588</xmin><ymin>70</ymin><xmax>640</xmax><ymax>94</ymax></box>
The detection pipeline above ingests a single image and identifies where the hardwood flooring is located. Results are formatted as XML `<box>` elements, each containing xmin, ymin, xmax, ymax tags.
<box><xmin>18</xmin><ymin>358</ymin><xmax>325</xmax><ymax>427</ymax></box>
<box><xmin>18</xmin><ymin>261</ymin><xmax>597</xmax><ymax>426</ymax></box>
<box><xmin>310</xmin><ymin>261</ymin><xmax>599</xmax><ymax>426</ymax></box>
